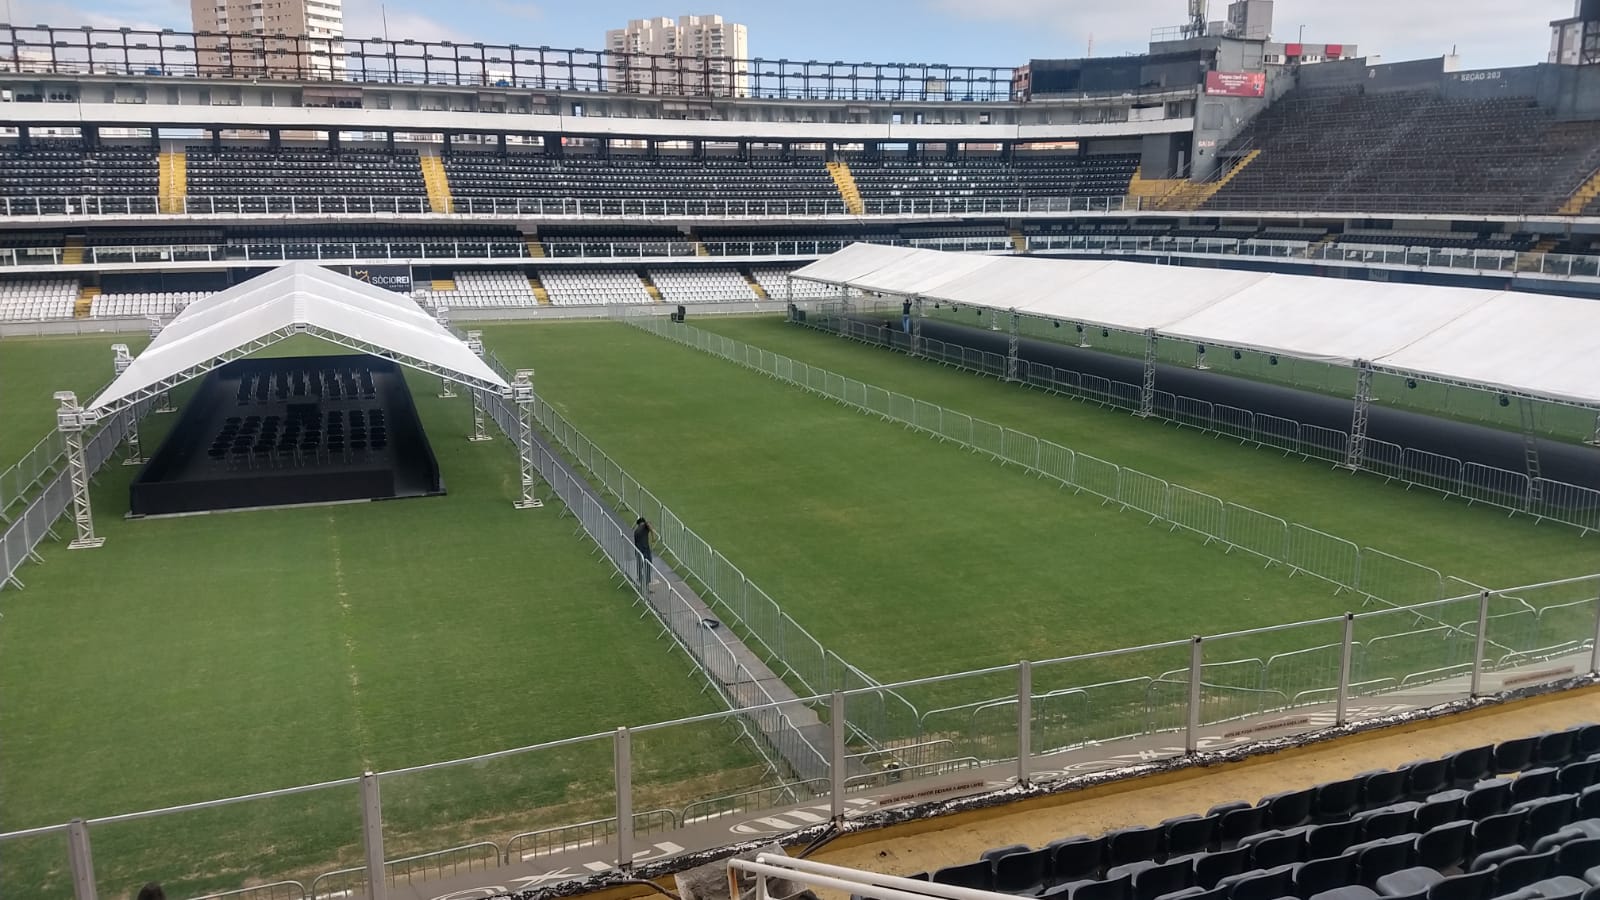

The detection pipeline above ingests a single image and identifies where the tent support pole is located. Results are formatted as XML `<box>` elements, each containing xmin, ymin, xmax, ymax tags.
<box><xmin>145</xmin><ymin>319</ymin><xmax>176</xmax><ymax>413</ymax></box>
<box><xmin>911</xmin><ymin>298</ymin><xmax>924</xmax><ymax>358</ymax></box>
<box><xmin>1342</xmin><ymin>361</ymin><xmax>1374</xmax><ymax>471</ymax></box>
<box><xmin>465</xmin><ymin>331</ymin><xmax>493</xmax><ymax>443</ymax></box>
<box><xmin>1589</xmin><ymin>412</ymin><xmax>1600</xmax><ymax>447</ymax></box>
<box><xmin>837</xmin><ymin>294</ymin><xmax>850</xmax><ymax>337</ymax></box>
<box><xmin>512</xmin><ymin>369</ymin><xmax>544</xmax><ymax>510</ymax></box>
<box><xmin>1137</xmin><ymin>328</ymin><xmax>1157</xmax><ymax>417</ymax></box>
<box><xmin>110</xmin><ymin>345</ymin><xmax>144</xmax><ymax>465</ymax></box>
<box><xmin>1006</xmin><ymin>311</ymin><xmax>1020</xmax><ymax>382</ymax></box>
<box><xmin>55</xmin><ymin>392</ymin><xmax>104</xmax><ymax>550</ymax></box>
<box><xmin>1518</xmin><ymin>397</ymin><xmax>1544</xmax><ymax>507</ymax></box>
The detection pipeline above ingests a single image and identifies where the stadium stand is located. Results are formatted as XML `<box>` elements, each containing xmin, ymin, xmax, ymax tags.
<box><xmin>846</xmin><ymin>154</ymin><xmax>1140</xmax><ymax>206</ymax></box>
<box><xmin>537</xmin><ymin>268</ymin><xmax>654</xmax><ymax>306</ymax></box>
<box><xmin>0</xmin><ymin>142</ymin><xmax>159</xmax><ymax>216</ymax></box>
<box><xmin>90</xmin><ymin>290</ymin><xmax>205</xmax><ymax>318</ymax></box>
<box><xmin>543</xmin><ymin>232</ymin><xmax>698</xmax><ymax>258</ymax></box>
<box><xmin>0</xmin><ymin>276</ymin><xmax>79</xmax><ymax>320</ymax></box>
<box><xmin>441</xmin><ymin>153</ymin><xmax>842</xmax><ymax>205</ymax></box>
<box><xmin>183</xmin><ymin>147</ymin><xmax>429</xmax><ymax>213</ymax></box>
<box><xmin>648</xmin><ymin>268</ymin><xmax>760</xmax><ymax>304</ymax></box>
<box><xmin>898</xmin><ymin>724</ymin><xmax>1600</xmax><ymax>900</ymax></box>
<box><xmin>413</xmin><ymin>270</ymin><xmax>537</xmax><ymax>309</ymax></box>
<box><xmin>750</xmin><ymin>266</ymin><xmax>844</xmax><ymax>300</ymax></box>
<box><xmin>1206</xmin><ymin>90</ymin><xmax>1600</xmax><ymax>214</ymax></box>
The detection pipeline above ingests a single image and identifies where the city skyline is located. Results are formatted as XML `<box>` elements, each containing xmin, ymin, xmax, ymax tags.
<box><xmin>0</xmin><ymin>1</ymin><xmax>1581</xmax><ymax>70</ymax></box>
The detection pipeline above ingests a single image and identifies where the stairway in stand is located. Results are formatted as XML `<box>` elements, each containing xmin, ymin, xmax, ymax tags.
<box><xmin>73</xmin><ymin>285</ymin><xmax>100</xmax><ymax>319</ymax></box>
<box><xmin>419</xmin><ymin>153</ymin><xmax>455</xmax><ymax>214</ymax></box>
<box><xmin>62</xmin><ymin>236</ymin><xmax>85</xmax><ymax>265</ymax></box>
<box><xmin>1159</xmin><ymin>150</ymin><xmax>1261</xmax><ymax>211</ymax></box>
<box><xmin>826</xmin><ymin>161</ymin><xmax>865</xmax><ymax>214</ymax></box>
<box><xmin>1009</xmin><ymin>228</ymin><xmax>1027</xmax><ymax>254</ymax></box>
<box><xmin>528</xmin><ymin>272</ymin><xmax>551</xmax><ymax>305</ymax></box>
<box><xmin>158</xmin><ymin>151</ymin><xmax>187</xmax><ymax>214</ymax></box>
<box><xmin>639</xmin><ymin>272</ymin><xmax>665</xmax><ymax>303</ymax></box>
<box><xmin>741</xmin><ymin>270</ymin><xmax>770</xmax><ymax>300</ymax></box>
<box><xmin>524</xmin><ymin>229</ymin><xmax>546</xmax><ymax>258</ymax></box>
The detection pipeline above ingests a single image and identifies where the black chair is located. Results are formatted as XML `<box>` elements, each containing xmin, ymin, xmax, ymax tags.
<box><xmin>1470</xmin><ymin>843</ymin><xmax>1528</xmax><ymax>873</ymax></box>
<box><xmin>1165</xmin><ymin>815</ymin><xmax>1220</xmax><ymax>857</ymax></box>
<box><xmin>1528</xmin><ymin>876</ymin><xmax>1591</xmax><ymax>900</ymax></box>
<box><xmin>1243</xmin><ymin>831</ymin><xmax>1303</xmax><ymax>870</ymax></box>
<box><xmin>1313</xmin><ymin>888</ymin><xmax>1380</xmax><ymax>900</ymax></box>
<box><xmin>985</xmin><ymin>843</ymin><xmax>1031</xmax><ymax>861</ymax></box>
<box><xmin>1582</xmin><ymin>784</ymin><xmax>1600</xmax><ymax>819</ymax></box>
<box><xmin>1352</xmin><ymin>835</ymin><xmax>1419</xmax><ymax>886</ymax></box>
<box><xmin>1473</xmin><ymin>809</ymin><xmax>1528</xmax><ymax>853</ymax></box>
<box><xmin>933</xmin><ymin>860</ymin><xmax>993</xmax><ymax>890</ymax></box>
<box><xmin>1191</xmin><ymin>846</ymin><xmax>1251</xmax><ymax>888</ymax></box>
<box><xmin>1319</xmin><ymin>777</ymin><xmax>1368</xmax><ymax>822</ymax></box>
<box><xmin>1375</xmin><ymin>866</ymin><xmax>1444</xmax><ymax>900</ymax></box>
<box><xmin>1151</xmin><ymin>886</ymin><xmax>1225</xmax><ymax>900</ymax></box>
<box><xmin>1416</xmin><ymin>792</ymin><xmax>1468</xmax><ymax>833</ymax></box>
<box><xmin>1364</xmin><ymin>770</ymin><xmax>1410</xmax><ymax>808</ymax></box>
<box><xmin>1533</xmin><ymin>825</ymin><xmax>1594</xmax><ymax>854</ymax></box>
<box><xmin>1415</xmin><ymin>821</ymin><xmax>1473</xmax><ymax>872</ymax></box>
<box><xmin>995</xmin><ymin>848</ymin><xmax>1051</xmax><ymax>894</ymax></box>
<box><xmin>1223</xmin><ymin>863</ymin><xmax>1298</xmax><ymax>900</ymax></box>
<box><xmin>1296</xmin><ymin>854</ymin><xmax>1361</xmax><ymax>896</ymax></box>
<box><xmin>1360</xmin><ymin>805</ymin><xmax>1422</xmax><ymax>841</ymax></box>
<box><xmin>1539</xmin><ymin>731</ymin><xmax>1580</xmax><ymax>768</ymax></box>
<box><xmin>1051</xmin><ymin>837</ymin><xmax>1106</xmax><ymax>884</ymax></box>
<box><xmin>1219</xmin><ymin>806</ymin><xmax>1270</xmax><ymax>848</ymax></box>
<box><xmin>1574</xmin><ymin>724</ymin><xmax>1600</xmax><ymax>758</ymax></box>
<box><xmin>1306</xmin><ymin>820</ymin><xmax>1365</xmax><ymax>860</ymax></box>
<box><xmin>1107</xmin><ymin>826</ymin><xmax>1164</xmax><ymax>869</ymax></box>
<box><xmin>1558</xmin><ymin>758</ymin><xmax>1599</xmax><ymax>795</ymax></box>
<box><xmin>1496</xmin><ymin>737</ymin><xmax>1540</xmax><ymax>776</ymax></box>
<box><xmin>1263</xmin><ymin>789</ymin><xmax>1316</xmax><ymax>830</ymax></box>
<box><xmin>1132</xmin><ymin>859</ymin><xmax>1193</xmax><ymax>900</ymax></box>
<box><xmin>1448</xmin><ymin>747</ymin><xmax>1495</xmax><ymax>788</ymax></box>
<box><xmin>1494</xmin><ymin>848</ymin><xmax>1559</xmax><ymax>893</ymax></box>
<box><xmin>1556</xmin><ymin>836</ymin><xmax>1600</xmax><ymax>877</ymax></box>
<box><xmin>1513</xmin><ymin>794</ymin><xmax>1576</xmax><ymax>843</ymax></box>
<box><xmin>1465</xmin><ymin>780</ymin><xmax>1513</xmax><ymax>820</ymax></box>
<box><xmin>1423</xmin><ymin>869</ymin><xmax>1491</xmax><ymax>900</ymax></box>
<box><xmin>1068</xmin><ymin>872</ymin><xmax>1131</xmax><ymax>900</ymax></box>
<box><xmin>1512</xmin><ymin>768</ymin><xmax>1560</xmax><ymax>803</ymax></box>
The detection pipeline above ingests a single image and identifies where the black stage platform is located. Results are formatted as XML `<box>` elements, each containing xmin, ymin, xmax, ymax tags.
<box><xmin>131</xmin><ymin>354</ymin><xmax>443</xmax><ymax>516</ymax></box>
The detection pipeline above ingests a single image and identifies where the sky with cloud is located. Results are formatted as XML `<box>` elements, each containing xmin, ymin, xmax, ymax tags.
<box><xmin>2</xmin><ymin>0</ymin><xmax>1577</xmax><ymax>70</ymax></box>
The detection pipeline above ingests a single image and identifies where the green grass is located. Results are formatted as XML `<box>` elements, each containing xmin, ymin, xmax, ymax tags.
<box><xmin>0</xmin><ymin>334</ymin><xmax>147</xmax><ymax>467</ymax></box>
<box><xmin>0</xmin><ymin>342</ymin><xmax>757</xmax><ymax>899</ymax></box>
<box><xmin>690</xmin><ymin>316</ymin><xmax>1596</xmax><ymax>593</ymax></box>
<box><xmin>481</xmin><ymin>322</ymin><xmax>1389</xmax><ymax>679</ymax></box>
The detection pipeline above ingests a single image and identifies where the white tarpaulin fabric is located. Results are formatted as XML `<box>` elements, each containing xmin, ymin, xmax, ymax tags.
<box><xmin>88</xmin><ymin>262</ymin><xmax>508</xmax><ymax>413</ymax></box>
<box><xmin>790</xmin><ymin>245</ymin><xmax>1600</xmax><ymax>407</ymax></box>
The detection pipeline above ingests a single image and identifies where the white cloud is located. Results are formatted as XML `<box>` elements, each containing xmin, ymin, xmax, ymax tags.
<box><xmin>927</xmin><ymin>0</ymin><xmax>1573</xmax><ymax>68</ymax></box>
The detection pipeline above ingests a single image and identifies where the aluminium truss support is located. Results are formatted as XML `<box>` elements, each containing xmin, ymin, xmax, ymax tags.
<box><xmin>146</xmin><ymin>318</ymin><xmax>176</xmax><ymax>414</ymax></box>
<box><xmin>110</xmin><ymin>344</ymin><xmax>143</xmax><ymax>465</ymax></box>
<box><xmin>1518</xmin><ymin>397</ymin><xmax>1544</xmax><ymax>507</ymax></box>
<box><xmin>911</xmin><ymin>297</ymin><xmax>925</xmax><ymax>358</ymax></box>
<box><xmin>836</xmin><ymin>293</ymin><xmax>851</xmax><ymax>337</ymax></box>
<box><xmin>511</xmin><ymin>369</ymin><xmax>544</xmax><ymax>510</ymax></box>
<box><xmin>1136</xmin><ymin>328</ymin><xmax>1158</xmax><ymax>417</ymax></box>
<box><xmin>1006</xmin><ymin>311</ymin><xmax>1020</xmax><ymax>382</ymax></box>
<box><xmin>55</xmin><ymin>392</ymin><xmax>104</xmax><ymax>550</ymax></box>
<box><xmin>1342</xmin><ymin>361</ymin><xmax>1375</xmax><ymax>471</ymax></box>
<box><xmin>465</xmin><ymin>331</ymin><xmax>493</xmax><ymax>443</ymax></box>
<box><xmin>434</xmin><ymin>308</ymin><xmax>458</xmax><ymax>398</ymax></box>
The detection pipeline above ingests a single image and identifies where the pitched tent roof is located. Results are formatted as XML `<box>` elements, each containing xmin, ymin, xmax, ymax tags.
<box><xmin>789</xmin><ymin>245</ymin><xmax>1600</xmax><ymax>408</ymax></box>
<box><xmin>87</xmin><ymin>262</ymin><xmax>509</xmax><ymax>414</ymax></box>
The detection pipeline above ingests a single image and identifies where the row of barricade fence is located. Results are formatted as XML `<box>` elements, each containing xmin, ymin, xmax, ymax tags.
<box><xmin>623</xmin><ymin>313</ymin><xmax>1474</xmax><ymax>614</ymax></box>
<box><xmin>806</xmin><ymin>309</ymin><xmax>1600</xmax><ymax>535</ymax></box>
<box><xmin>475</xmin><ymin>349</ymin><xmax>907</xmax><ymax>752</ymax></box>
<box><xmin>1</xmin><ymin>400</ymin><xmax>145</xmax><ymax>590</ymax></box>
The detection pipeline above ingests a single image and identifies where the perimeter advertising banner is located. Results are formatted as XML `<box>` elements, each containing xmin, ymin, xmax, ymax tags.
<box><xmin>1205</xmin><ymin>71</ymin><xmax>1267</xmax><ymax>97</ymax></box>
<box><xmin>351</xmin><ymin>265</ymin><xmax>414</xmax><ymax>294</ymax></box>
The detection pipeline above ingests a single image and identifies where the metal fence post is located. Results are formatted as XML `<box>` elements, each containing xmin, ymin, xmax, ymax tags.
<box><xmin>1470</xmin><ymin>591</ymin><xmax>1491</xmax><ymax>698</ymax></box>
<box><xmin>67</xmin><ymin>819</ymin><xmax>97</xmax><ymax>900</ymax></box>
<box><xmin>1016</xmin><ymin>661</ymin><xmax>1032</xmax><ymax>786</ymax></box>
<box><xmin>615</xmin><ymin>726</ymin><xmax>634</xmax><ymax>871</ymax></box>
<box><xmin>830</xmin><ymin>691</ymin><xmax>847</xmax><ymax>821</ymax></box>
<box><xmin>361</xmin><ymin>772</ymin><xmax>388</xmax><ymax>900</ymax></box>
<box><xmin>1336</xmin><ymin>613</ymin><xmax>1355</xmax><ymax>727</ymax></box>
<box><xmin>1591</xmin><ymin>585</ymin><xmax>1600</xmax><ymax>676</ymax></box>
<box><xmin>1186</xmin><ymin>636</ymin><xmax>1203</xmax><ymax>754</ymax></box>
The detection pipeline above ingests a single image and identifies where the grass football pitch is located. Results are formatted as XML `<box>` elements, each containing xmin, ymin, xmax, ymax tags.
<box><xmin>0</xmin><ymin>337</ymin><xmax>759</xmax><ymax>898</ymax></box>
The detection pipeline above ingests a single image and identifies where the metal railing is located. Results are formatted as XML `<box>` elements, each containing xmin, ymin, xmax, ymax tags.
<box><xmin>502</xmin><ymin>809</ymin><xmax>677</xmax><ymax>864</ymax></box>
<box><xmin>625</xmin><ymin>313</ymin><xmax>1471</xmax><ymax>608</ymax></box>
<box><xmin>0</xmin><ymin>194</ymin><xmax>1150</xmax><ymax>219</ymax></box>
<box><xmin>801</xmin><ymin>307</ymin><xmax>1600</xmax><ymax>535</ymax></box>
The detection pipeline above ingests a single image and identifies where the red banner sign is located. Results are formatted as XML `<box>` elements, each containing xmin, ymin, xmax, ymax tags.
<box><xmin>1205</xmin><ymin>71</ymin><xmax>1266</xmax><ymax>97</ymax></box>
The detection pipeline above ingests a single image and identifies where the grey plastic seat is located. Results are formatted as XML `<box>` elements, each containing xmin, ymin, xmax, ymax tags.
<box><xmin>1528</xmin><ymin>876</ymin><xmax>1592</xmax><ymax>900</ymax></box>
<box><xmin>1513</xmin><ymin>768</ymin><xmax>1560</xmax><ymax>804</ymax></box>
<box><xmin>1375</xmin><ymin>866</ymin><xmax>1444</xmax><ymax>899</ymax></box>
<box><xmin>1313</xmin><ymin>888</ymin><xmax>1380</xmax><ymax>900</ymax></box>
<box><xmin>1416</xmin><ymin>821</ymin><xmax>1474</xmax><ymax>872</ymax></box>
<box><xmin>1424</xmin><ymin>869</ymin><xmax>1492</xmax><ymax>900</ymax></box>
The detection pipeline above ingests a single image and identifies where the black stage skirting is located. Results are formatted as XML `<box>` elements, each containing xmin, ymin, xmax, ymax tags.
<box><xmin>860</xmin><ymin>317</ymin><xmax>1600</xmax><ymax>492</ymax></box>
<box><xmin>131</xmin><ymin>354</ymin><xmax>443</xmax><ymax>516</ymax></box>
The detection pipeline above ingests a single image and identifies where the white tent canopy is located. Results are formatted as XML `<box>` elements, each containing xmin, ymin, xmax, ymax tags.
<box><xmin>790</xmin><ymin>244</ymin><xmax>1600</xmax><ymax>408</ymax></box>
<box><xmin>87</xmin><ymin>262</ymin><xmax>509</xmax><ymax>414</ymax></box>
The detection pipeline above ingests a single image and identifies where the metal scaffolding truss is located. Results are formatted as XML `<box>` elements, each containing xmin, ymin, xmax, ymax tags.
<box><xmin>56</xmin><ymin>264</ymin><xmax>530</xmax><ymax>548</ymax></box>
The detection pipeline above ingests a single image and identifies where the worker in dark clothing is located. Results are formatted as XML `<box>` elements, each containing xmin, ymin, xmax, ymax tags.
<box><xmin>632</xmin><ymin>517</ymin><xmax>657</xmax><ymax>591</ymax></box>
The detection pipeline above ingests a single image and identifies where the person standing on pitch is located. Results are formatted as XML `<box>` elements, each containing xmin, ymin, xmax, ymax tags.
<box><xmin>633</xmin><ymin>517</ymin><xmax>657</xmax><ymax>591</ymax></box>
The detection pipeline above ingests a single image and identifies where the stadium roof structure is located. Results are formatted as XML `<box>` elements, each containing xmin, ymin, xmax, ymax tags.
<box><xmin>86</xmin><ymin>261</ymin><xmax>508</xmax><ymax>414</ymax></box>
<box><xmin>790</xmin><ymin>244</ymin><xmax>1600</xmax><ymax>410</ymax></box>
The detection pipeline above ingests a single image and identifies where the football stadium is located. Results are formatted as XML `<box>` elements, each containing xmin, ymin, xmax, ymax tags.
<box><xmin>1</xmin><ymin>3</ymin><xmax>1600</xmax><ymax>900</ymax></box>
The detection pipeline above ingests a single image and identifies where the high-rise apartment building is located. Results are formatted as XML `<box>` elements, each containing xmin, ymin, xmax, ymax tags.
<box><xmin>606</xmin><ymin>15</ymin><xmax>749</xmax><ymax>97</ymax></box>
<box><xmin>191</xmin><ymin>0</ymin><xmax>345</xmax><ymax>78</ymax></box>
